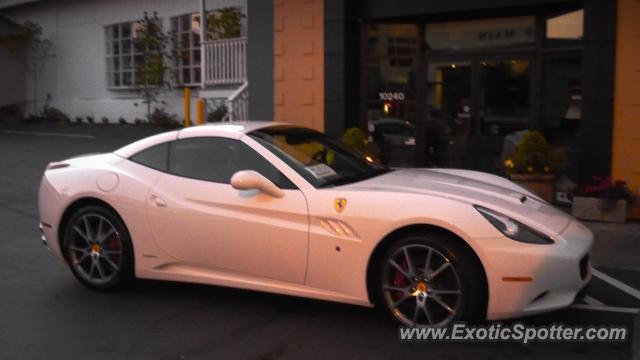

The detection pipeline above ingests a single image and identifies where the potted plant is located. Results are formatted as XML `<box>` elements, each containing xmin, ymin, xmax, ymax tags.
<box><xmin>502</xmin><ymin>131</ymin><xmax>560</xmax><ymax>203</ymax></box>
<box><xmin>571</xmin><ymin>176</ymin><xmax>634</xmax><ymax>223</ymax></box>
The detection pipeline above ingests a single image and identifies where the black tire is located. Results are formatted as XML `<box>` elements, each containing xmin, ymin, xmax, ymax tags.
<box><xmin>372</xmin><ymin>231</ymin><xmax>486</xmax><ymax>327</ymax></box>
<box><xmin>62</xmin><ymin>205</ymin><xmax>134</xmax><ymax>291</ymax></box>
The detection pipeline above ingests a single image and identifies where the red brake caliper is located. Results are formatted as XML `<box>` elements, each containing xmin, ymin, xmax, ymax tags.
<box><xmin>106</xmin><ymin>234</ymin><xmax>122</xmax><ymax>264</ymax></box>
<box><xmin>392</xmin><ymin>258</ymin><xmax>409</xmax><ymax>302</ymax></box>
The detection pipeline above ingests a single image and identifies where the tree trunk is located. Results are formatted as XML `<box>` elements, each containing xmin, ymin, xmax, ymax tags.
<box><xmin>147</xmin><ymin>97</ymin><xmax>151</xmax><ymax>123</ymax></box>
<box><xmin>33</xmin><ymin>72</ymin><xmax>38</xmax><ymax>116</ymax></box>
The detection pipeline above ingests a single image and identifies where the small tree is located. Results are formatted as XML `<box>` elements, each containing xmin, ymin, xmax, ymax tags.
<box><xmin>192</xmin><ymin>7</ymin><xmax>245</xmax><ymax>41</ymax></box>
<box><xmin>23</xmin><ymin>21</ymin><xmax>53</xmax><ymax>117</ymax></box>
<box><xmin>207</xmin><ymin>7</ymin><xmax>244</xmax><ymax>39</ymax></box>
<box><xmin>133</xmin><ymin>12</ymin><xmax>172</xmax><ymax>122</ymax></box>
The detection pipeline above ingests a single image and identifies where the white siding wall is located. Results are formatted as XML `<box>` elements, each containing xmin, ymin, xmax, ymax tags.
<box><xmin>5</xmin><ymin>0</ymin><xmax>246</xmax><ymax>122</ymax></box>
<box><xmin>0</xmin><ymin>44</ymin><xmax>25</xmax><ymax>108</ymax></box>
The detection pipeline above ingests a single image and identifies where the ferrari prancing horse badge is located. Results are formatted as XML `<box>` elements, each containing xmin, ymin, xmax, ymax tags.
<box><xmin>334</xmin><ymin>198</ymin><xmax>347</xmax><ymax>213</ymax></box>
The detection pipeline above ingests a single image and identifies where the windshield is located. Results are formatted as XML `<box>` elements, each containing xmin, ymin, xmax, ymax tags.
<box><xmin>248</xmin><ymin>126</ymin><xmax>391</xmax><ymax>188</ymax></box>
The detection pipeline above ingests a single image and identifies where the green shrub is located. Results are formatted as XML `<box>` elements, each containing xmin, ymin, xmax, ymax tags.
<box><xmin>503</xmin><ymin>131</ymin><xmax>561</xmax><ymax>175</ymax></box>
<box><xmin>43</xmin><ymin>106</ymin><xmax>70</xmax><ymax>123</ymax></box>
<box><xmin>149</xmin><ymin>107</ymin><xmax>180</xmax><ymax>127</ymax></box>
<box><xmin>207</xmin><ymin>104</ymin><xmax>228</xmax><ymax>122</ymax></box>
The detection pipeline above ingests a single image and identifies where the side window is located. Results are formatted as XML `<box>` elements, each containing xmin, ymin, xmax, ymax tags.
<box><xmin>168</xmin><ymin>137</ymin><xmax>296</xmax><ymax>189</ymax></box>
<box><xmin>129</xmin><ymin>142</ymin><xmax>169</xmax><ymax>172</ymax></box>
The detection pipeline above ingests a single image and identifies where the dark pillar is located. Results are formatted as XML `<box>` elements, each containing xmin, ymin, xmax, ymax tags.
<box><xmin>324</xmin><ymin>0</ymin><xmax>347</xmax><ymax>137</ymax></box>
<box><xmin>247</xmin><ymin>0</ymin><xmax>274</xmax><ymax>120</ymax></box>
<box><xmin>579</xmin><ymin>0</ymin><xmax>617</xmax><ymax>178</ymax></box>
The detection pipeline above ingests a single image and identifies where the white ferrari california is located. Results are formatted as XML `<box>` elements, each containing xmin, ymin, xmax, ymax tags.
<box><xmin>38</xmin><ymin>122</ymin><xmax>592</xmax><ymax>327</ymax></box>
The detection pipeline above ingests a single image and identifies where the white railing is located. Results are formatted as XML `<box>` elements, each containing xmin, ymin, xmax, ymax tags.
<box><xmin>222</xmin><ymin>82</ymin><xmax>249</xmax><ymax>122</ymax></box>
<box><xmin>203</xmin><ymin>37</ymin><xmax>247</xmax><ymax>86</ymax></box>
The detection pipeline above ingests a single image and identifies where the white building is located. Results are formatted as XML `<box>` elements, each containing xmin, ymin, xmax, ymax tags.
<box><xmin>0</xmin><ymin>0</ymin><xmax>249</xmax><ymax>123</ymax></box>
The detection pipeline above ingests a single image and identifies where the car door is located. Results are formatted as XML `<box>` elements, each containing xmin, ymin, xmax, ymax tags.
<box><xmin>146</xmin><ymin>136</ymin><xmax>309</xmax><ymax>284</ymax></box>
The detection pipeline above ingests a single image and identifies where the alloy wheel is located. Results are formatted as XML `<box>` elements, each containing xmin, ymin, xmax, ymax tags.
<box><xmin>67</xmin><ymin>213</ymin><xmax>123</xmax><ymax>285</ymax></box>
<box><xmin>382</xmin><ymin>244</ymin><xmax>462</xmax><ymax>327</ymax></box>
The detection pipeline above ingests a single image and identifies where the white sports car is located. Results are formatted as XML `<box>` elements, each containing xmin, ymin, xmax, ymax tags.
<box><xmin>38</xmin><ymin>122</ymin><xmax>592</xmax><ymax>327</ymax></box>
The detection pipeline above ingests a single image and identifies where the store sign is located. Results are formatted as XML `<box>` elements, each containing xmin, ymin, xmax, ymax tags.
<box><xmin>426</xmin><ymin>16</ymin><xmax>535</xmax><ymax>51</ymax></box>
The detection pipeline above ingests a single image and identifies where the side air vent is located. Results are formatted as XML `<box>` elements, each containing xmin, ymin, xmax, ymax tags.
<box><xmin>318</xmin><ymin>218</ymin><xmax>360</xmax><ymax>239</ymax></box>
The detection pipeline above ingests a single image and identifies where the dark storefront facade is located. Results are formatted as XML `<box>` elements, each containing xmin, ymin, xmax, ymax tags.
<box><xmin>324</xmin><ymin>0</ymin><xmax>617</xmax><ymax>180</ymax></box>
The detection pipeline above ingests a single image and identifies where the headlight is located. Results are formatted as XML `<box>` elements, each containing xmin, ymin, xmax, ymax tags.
<box><xmin>474</xmin><ymin>205</ymin><xmax>554</xmax><ymax>244</ymax></box>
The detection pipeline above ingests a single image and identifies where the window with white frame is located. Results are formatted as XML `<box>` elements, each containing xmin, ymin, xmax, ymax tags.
<box><xmin>171</xmin><ymin>14</ymin><xmax>202</xmax><ymax>86</ymax></box>
<box><xmin>171</xmin><ymin>9</ymin><xmax>246</xmax><ymax>86</ymax></box>
<box><xmin>105</xmin><ymin>21</ymin><xmax>143</xmax><ymax>88</ymax></box>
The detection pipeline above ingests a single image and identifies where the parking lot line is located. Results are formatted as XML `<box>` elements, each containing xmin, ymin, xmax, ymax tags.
<box><xmin>583</xmin><ymin>295</ymin><xmax>604</xmax><ymax>306</ymax></box>
<box><xmin>592</xmin><ymin>268</ymin><xmax>640</xmax><ymax>301</ymax></box>
<box><xmin>2</xmin><ymin>129</ymin><xmax>95</xmax><ymax>139</ymax></box>
<box><xmin>570</xmin><ymin>303</ymin><xmax>640</xmax><ymax>314</ymax></box>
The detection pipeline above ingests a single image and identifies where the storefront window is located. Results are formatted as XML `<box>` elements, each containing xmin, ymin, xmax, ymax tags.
<box><xmin>426</xmin><ymin>16</ymin><xmax>535</xmax><ymax>51</ymax></box>
<box><xmin>546</xmin><ymin>9</ymin><xmax>583</xmax><ymax>40</ymax></box>
<box><xmin>541</xmin><ymin>8</ymin><xmax>583</xmax><ymax>178</ymax></box>
<box><xmin>480</xmin><ymin>60</ymin><xmax>531</xmax><ymax>134</ymax></box>
<box><xmin>365</xmin><ymin>24</ymin><xmax>418</xmax><ymax>167</ymax></box>
<box><xmin>426</xmin><ymin>61</ymin><xmax>472</xmax><ymax>167</ymax></box>
<box><xmin>361</xmin><ymin>12</ymin><xmax>583</xmax><ymax>173</ymax></box>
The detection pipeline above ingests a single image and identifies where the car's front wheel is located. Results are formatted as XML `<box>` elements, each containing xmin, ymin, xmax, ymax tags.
<box><xmin>375</xmin><ymin>232</ymin><xmax>485</xmax><ymax>327</ymax></box>
<box><xmin>62</xmin><ymin>205</ymin><xmax>134</xmax><ymax>290</ymax></box>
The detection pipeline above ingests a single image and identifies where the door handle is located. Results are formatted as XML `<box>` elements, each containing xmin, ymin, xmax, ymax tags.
<box><xmin>150</xmin><ymin>194</ymin><xmax>167</xmax><ymax>207</ymax></box>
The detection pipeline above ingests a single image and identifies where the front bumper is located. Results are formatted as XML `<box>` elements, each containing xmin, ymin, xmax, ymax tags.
<box><xmin>483</xmin><ymin>219</ymin><xmax>593</xmax><ymax>320</ymax></box>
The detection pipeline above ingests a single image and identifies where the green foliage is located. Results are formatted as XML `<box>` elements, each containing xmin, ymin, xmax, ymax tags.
<box><xmin>578</xmin><ymin>175</ymin><xmax>634</xmax><ymax>201</ymax></box>
<box><xmin>133</xmin><ymin>12</ymin><xmax>173</xmax><ymax>122</ymax></box>
<box><xmin>503</xmin><ymin>131</ymin><xmax>561</xmax><ymax>175</ymax></box>
<box><xmin>206</xmin><ymin>104</ymin><xmax>228</xmax><ymax>122</ymax></box>
<box><xmin>199</xmin><ymin>7</ymin><xmax>245</xmax><ymax>40</ymax></box>
<box><xmin>23</xmin><ymin>21</ymin><xmax>52</xmax><ymax>54</ymax></box>
<box><xmin>149</xmin><ymin>107</ymin><xmax>180</xmax><ymax>127</ymax></box>
<box><xmin>210</xmin><ymin>8</ymin><xmax>244</xmax><ymax>39</ymax></box>
<box><xmin>22</xmin><ymin>21</ymin><xmax>53</xmax><ymax>116</ymax></box>
<box><xmin>342</xmin><ymin>127</ymin><xmax>367</xmax><ymax>151</ymax></box>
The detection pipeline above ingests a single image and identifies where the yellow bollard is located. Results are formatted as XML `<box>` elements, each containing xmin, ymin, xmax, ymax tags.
<box><xmin>196</xmin><ymin>99</ymin><xmax>205</xmax><ymax>125</ymax></box>
<box><xmin>183</xmin><ymin>87</ymin><xmax>191</xmax><ymax>127</ymax></box>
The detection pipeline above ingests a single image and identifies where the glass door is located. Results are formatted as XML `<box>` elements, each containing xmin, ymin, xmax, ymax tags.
<box><xmin>478</xmin><ymin>59</ymin><xmax>531</xmax><ymax>136</ymax></box>
<box><xmin>426</xmin><ymin>61</ymin><xmax>473</xmax><ymax>168</ymax></box>
<box><xmin>425</xmin><ymin>57</ymin><xmax>532</xmax><ymax>172</ymax></box>
<box><xmin>364</xmin><ymin>24</ymin><xmax>418</xmax><ymax>167</ymax></box>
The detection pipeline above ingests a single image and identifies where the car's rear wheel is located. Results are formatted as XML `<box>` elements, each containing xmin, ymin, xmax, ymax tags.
<box><xmin>375</xmin><ymin>232</ymin><xmax>485</xmax><ymax>327</ymax></box>
<box><xmin>62</xmin><ymin>205</ymin><xmax>133</xmax><ymax>290</ymax></box>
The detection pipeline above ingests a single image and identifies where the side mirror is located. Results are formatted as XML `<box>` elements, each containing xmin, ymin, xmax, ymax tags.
<box><xmin>230</xmin><ymin>170</ymin><xmax>285</xmax><ymax>198</ymax></box>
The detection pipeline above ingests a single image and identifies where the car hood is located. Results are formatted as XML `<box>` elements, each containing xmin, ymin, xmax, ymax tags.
<box><xmin>341</xmin><ymin>168</ymin><xmax>571</xmax><ymax>236</ymax></box>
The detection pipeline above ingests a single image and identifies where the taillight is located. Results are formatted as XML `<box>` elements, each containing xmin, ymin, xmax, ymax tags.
<box><xmin>46</xmin><ymin>162</ymin><xmax>70</xmax><ymax>170</ymax></box>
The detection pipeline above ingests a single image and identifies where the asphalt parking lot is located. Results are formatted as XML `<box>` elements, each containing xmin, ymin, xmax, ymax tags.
<box><xmin>1</xmin><ymin>122</ymin><xmax>639</xmax><ymax>360</ymax></box>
